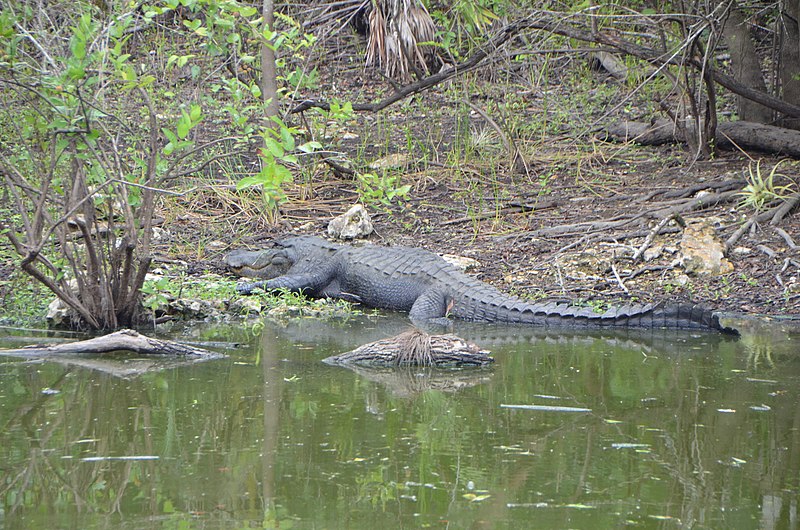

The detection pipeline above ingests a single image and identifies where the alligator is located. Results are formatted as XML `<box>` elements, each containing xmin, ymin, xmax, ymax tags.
<box><xmin>226</xmin><ymin>235</ymin><xmax>737</xmax><ymax>333</ymax></box>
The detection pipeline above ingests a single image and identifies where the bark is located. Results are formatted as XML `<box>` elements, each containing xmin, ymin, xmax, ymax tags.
<box><xmin>780</xmin><ymin>1</ymin><xmax>800</xmax><ymax>129</ymax></box>
<box><xmin>603</xmin><ymin>119</ymin><xmax>800</xmax><ymax>158</ymax></box>
<box><xmin>720</xmin><ymin>3</ymin><xmax>773</xmax><ymax>123</ymax></box>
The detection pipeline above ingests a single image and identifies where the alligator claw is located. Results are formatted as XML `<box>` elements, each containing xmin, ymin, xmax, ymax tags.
<box><xmin>236</xmin><ymin>281</ymin><xmax>262</xmax><ymax>295</ymax></box>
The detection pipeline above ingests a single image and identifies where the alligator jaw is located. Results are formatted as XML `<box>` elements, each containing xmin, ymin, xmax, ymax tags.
<box><xmin>224</xmin><ymin>249</ymin><xmax>291</xmax><ymax>279</ymax></box>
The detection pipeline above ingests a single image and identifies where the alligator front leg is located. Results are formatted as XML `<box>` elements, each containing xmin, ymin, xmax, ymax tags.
<box><xmin>236</xmin><ymin>273</ymin><xmax>329</xmax><ymax>296</ymax></box>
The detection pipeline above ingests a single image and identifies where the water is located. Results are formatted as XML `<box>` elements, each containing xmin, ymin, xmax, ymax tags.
<box><xmin>0</xmin><ymin>314</ymin><xmax>798</xmax><ymax>529</ymax></box>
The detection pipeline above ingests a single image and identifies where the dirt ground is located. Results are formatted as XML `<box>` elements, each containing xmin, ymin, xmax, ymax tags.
<box><xmin>142</xmin><ymin>47</ymin><xmax>800</xmax><ymax>320</ymax></box>
<box><xmin>166</xmin><ymin>133</ymin><xmax>800</xmax><ymax>318</ymax></box>
<box><xmin>5</xmin><ymin>40</ymin><xmax>800</xmax><ymax>322</ymax></box>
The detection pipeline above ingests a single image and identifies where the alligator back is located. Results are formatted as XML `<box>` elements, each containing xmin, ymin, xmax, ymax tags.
<box><xmin>333</xmin><ymin>244</ymin><xmax>732</xmax><ymax>332</ymax></box>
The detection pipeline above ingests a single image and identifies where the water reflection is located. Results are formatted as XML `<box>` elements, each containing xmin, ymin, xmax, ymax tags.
<box><xmin>0</xmin><ymin>316</ymin><xmax>798</xmax><ymax>528</ymax></box>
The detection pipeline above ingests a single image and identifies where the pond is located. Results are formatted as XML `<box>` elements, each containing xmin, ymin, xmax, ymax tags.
<box><xmin>0</xmin><ymin>314</ymin><xmax>798</xmax><ymax>529</ymax></box>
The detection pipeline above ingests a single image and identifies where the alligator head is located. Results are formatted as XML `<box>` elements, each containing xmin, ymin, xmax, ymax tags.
<box><xmin>225</xmin><ymin>247</ymin><xmax>293</xmax><ymax>279</ymax></box>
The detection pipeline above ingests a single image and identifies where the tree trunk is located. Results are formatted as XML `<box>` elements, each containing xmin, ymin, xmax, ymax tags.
<box><xmin>721</xmin><ymin>3</ymin><xmax>773</xmax><ymax>123</ymax></box>
<box><xmin>780</xmin><ymin>0</ymin><xmax>800</xmax><ymax>129</ymax></box>
<box><xmin>261</xmin><ymin>0</ymin><xmax>279</xmax><ymax>122</ymax></box>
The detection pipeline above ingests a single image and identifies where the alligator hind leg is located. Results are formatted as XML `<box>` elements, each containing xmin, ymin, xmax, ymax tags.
<box><xmin>409</xmin><ymin>290</ymin><xmax>453</xmax><ymax>327</ymax></box>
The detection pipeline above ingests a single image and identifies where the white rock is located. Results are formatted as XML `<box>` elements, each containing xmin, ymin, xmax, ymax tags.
<box><xmin>327</xmin><ymin>204</ymin><xmax>374</xmax><ymax>240</ymax></box>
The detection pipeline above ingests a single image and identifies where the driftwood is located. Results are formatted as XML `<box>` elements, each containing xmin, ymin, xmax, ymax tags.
<box><xmin>604</xmin><ymin>120</ymin><xmax>800</xmax><ymax>158</ymax></box>
<box><xmin>0</xmin><ymin>329</ymin><xmax>223</xmax><ymax>358</ymax></box>
<box><xmin>323</xmin><ymin>329</ymin><xmax>494</xmax><ymax>367</ymax></box>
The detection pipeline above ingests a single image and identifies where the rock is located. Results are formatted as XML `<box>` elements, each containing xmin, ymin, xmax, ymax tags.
<box><xmin>46</xmin><ymin>297</ymin><xmax>72</xmax><ymax>327</ymax></box>
<box><xmin>368</xmin><ymin>153</ymin><xmax>410</xmax><ymax>170</ymax></box>
<box><xmin>46</xmin><ymin>280</ymin><xmax>80</xmax><ymax>328</ymax></box>
<box><xmin>327</xmin><ymin>204</ymin><xmax>373</xmax><ymax>240</ymax></box>
<box><xmin>679</xmin><ymin>220</ymin><xmax>734</xmax><ymax>276</ymax></box>
<box><xmin>642</xmin><ymin>245</ymin><xmax>663</xmax><ymax>262</ymax></box>
<box><xmin>441</xmin><ymin>254</ymin><xmax>481</xmax><ymax>271</ymax></box>
<box><xmin>228</xmin><ymin>297</ymin><xmax>263</xmax><ymax>315</ymax></box>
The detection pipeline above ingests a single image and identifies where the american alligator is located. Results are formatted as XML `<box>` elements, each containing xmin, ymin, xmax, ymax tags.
<box><xmin>226</xmin><ymin>235</ymin><xmax>736</xmax><ymax>333</ymax></box>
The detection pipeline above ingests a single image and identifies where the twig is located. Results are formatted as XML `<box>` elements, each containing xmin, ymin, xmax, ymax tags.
<box><xmin>632</xmin><ymin>214</ymin><xmax>676</xmax><ymax>262</ymax></box>
<box><xmin>610</xmin><ymin>262</ymin><xmax>630</xmax><ymax>295</ymax></box>
<box><xmin>774</xmin><ymin>226</ymin><xmax>797</xmax><ymax>249</ymax></box>
<box><xmin>770</xmin><ymin>192</ymin><xmax>800</xmax><ymax>225</ymax></box>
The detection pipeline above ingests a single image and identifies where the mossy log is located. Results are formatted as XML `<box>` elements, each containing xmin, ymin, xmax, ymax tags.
<box><xmin>324</xmin><ymin>329</ymin><xmax>494</xmax><ymax>367</ymax></box>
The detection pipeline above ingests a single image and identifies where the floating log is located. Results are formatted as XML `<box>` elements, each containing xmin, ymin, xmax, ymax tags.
<box><xmin>0</xmin><ymin>329</ymin><xmax>222</xmax><ymax>358</ymax></box>
<box><xmin>323</xmin><ymin>329</ymin><xmax>494</xmax><ymax>367</ymax></box>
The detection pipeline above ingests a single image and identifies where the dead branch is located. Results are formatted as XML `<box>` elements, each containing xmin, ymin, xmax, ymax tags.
<box><xmin>604</xmin><ymin>120</ymin><xmax>800</xmax><ymax>158</ymax></box>
<box><xmin>632</xmin><ymin>214</ymin><xmax>679</xmax><ymax>262</ymax></box>
<box><xmin>774</xmin><ymin>226</ymin><xmax>797</xmax><ymax>249</ymax></box>
<box><xmin>0</xmin><ymin>329</ymin><xmax>222</xmax><ymax>358</ymax></box>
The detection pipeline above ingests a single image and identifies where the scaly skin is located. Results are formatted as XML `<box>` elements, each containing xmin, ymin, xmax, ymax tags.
<box><xmin>226</xmin><ymin>236</ymin><xmax>737</xmax><ymax>333</ymax></box>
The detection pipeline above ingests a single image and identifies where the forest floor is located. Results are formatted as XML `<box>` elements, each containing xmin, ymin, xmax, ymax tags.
<box><xmin>3</xmin><ymin>36</ymin><xmax>800</xmax><ymax>324</ymax></box>
<box><xmin>157</xmin><ymin>65</ymin><xmax>800</xmax><ymax>320</ymax></box>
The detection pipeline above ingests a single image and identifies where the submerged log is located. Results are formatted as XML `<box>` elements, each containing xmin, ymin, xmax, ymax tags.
<box><xmin>0</xmin><ymin>329</ymin><xmax>222</xmax><ymax>358</ymax></box>
<box><xmin>323</xmin><ymin>329</ymin><xmax>494</xmax><ymax>367</ymax></box>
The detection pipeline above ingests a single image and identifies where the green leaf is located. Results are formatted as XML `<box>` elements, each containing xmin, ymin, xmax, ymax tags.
<box><xmin>280</xmin><ymin>127</ymin><xmax>295</xmax><ymax>151</ymax></box>
<box><xmin>297</xmin><ymin>141</ymin><xmax>322</xmax><ymax>153</ymax></box>
<box><xmin>272</xmin><ymin>164</ymin><xmax>293</xmax><ymax>184</ymax></box>
<box><xmin>177</xmin><ymin>114</ymin><xmax>190</xmax><ymax>139</ymax></box>
<box><xmin>236</xmin><ymin>175</ymin><xmax>264</xmax><ymax>190</ymax></box>
<box><xmin>189</xmin><ymin>104</ymin><xmax>201</xmax><ymax>123</ymax></box>
<box><xmin>265</xmin><ymin>137</ymin><xmax>284</xmax><ymax>158</ymax></box>
<box><xmin>162</xmin><ymin>128</ymin><xmax>178</xmax><ymax>145</ymax></box>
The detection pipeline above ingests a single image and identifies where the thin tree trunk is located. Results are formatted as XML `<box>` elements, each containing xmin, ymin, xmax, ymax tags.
<box><xmin>261</xmin><ymin>0</ymin><xmax>279</xmax><ymax>122</ymax></box>
<box><xmin>721</xmin><ymin>2</ymin><xmax>773</xmax><ymax>123</ymax></box>
<box><xmin>780</xmin><ymin>0</ymin><xmax>800</xmax><ymax>129</ymax></box>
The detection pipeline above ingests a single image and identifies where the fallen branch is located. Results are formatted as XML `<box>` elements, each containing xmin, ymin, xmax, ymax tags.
<box><xmin>604</xmin><ymin>120</ymin><xmax>800</xmax><ymax>158</ymax></box>
<box><xmin>0</xmin><ymin>329</ymin><xmax>222</xmax><ymax>358</ymax></box>
<box><xmin>632</xmin><ymin>214</ymin><xmax>683</xmax><ymax>262</ymax></box>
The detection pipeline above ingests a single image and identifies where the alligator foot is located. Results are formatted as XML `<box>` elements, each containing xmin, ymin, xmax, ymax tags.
<box><xmin>236</xmin><ymin>281</ymin><xmax>265</xmax><ymax>295</ymax></box>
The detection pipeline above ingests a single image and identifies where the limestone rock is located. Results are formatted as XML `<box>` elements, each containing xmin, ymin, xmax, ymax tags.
<box><xmin>327</xmin><ymin>204</ymin><xmax>373</xmax><ymax>240</ymax></box>
<box><xmin>679</xmin><ymin>220</ymin><xmax>734</xmax><ymax>276</ymax></box>
<box><xmin>368</xmin><ymin>153</ymin><xmax>410</xmax><ymax>170</ymax></box>
<box><xmin>441</xmin><ymin>254</ymin><xmax>480</xmax><ymax>271</ymax></box>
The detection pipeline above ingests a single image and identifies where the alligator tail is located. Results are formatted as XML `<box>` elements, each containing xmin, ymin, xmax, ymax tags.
<box><xmin>600</xmin><ymin>302</ymin><xmax>736</xmax><ymax>333</ymax></box>
<box><xmin>497</xmin><ymin>300</ymin><xmax>737</xmax><ymax>333</ymax></box>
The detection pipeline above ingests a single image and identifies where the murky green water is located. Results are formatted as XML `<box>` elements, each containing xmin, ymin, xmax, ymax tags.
<box><xmin>1</xmin><ymin>314</ymin><xmax>798</xmax><ymax>529</ymax></box>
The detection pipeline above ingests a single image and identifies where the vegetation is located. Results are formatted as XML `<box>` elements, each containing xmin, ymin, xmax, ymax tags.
<box><xmin>2</xmin><ymin>0</ymin><xmax>800</xmax><ymax>328</ymax></box>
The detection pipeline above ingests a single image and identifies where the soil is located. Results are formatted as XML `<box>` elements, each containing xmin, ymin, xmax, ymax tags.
<box><xmin>5</xmin><ymin>29</ymin><xmax>800</xmax><ymax>322</ymax></box>
<box><xmin>160</xmin><ymin>85</ymin><xmax>800</xmax><ymax>318</ymax></box>
<box><xmin>147</xmin><ymin>45</ymin><xmax>799</xmax><ymax>320</ymax></box>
